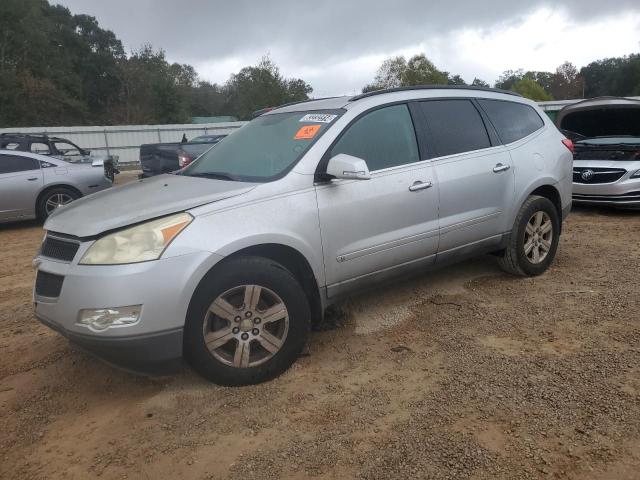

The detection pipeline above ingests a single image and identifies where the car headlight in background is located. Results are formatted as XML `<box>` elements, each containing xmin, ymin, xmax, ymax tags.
<box><xmin>80</xmin><ymin>212</ymin><xmax>193</xmax><ymax>265</ymax></box>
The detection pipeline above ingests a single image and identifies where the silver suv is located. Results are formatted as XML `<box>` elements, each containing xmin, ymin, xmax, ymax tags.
<box><xmin>34</xmin><ymin>86</ymin><xmax>573</xmax><ymax>385</ymax></box>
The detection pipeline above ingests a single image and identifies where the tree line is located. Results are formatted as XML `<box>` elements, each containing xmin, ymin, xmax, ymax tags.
<box><xmin>364</xmin><ymin>53</ymin><xmax>640</xmax><ymax>102</ymax></box>
<box><xmin>0</xmin><ymin>0</ymin><xmax>311</xmax><ymax>127</ymax></box>
<box><xmin>1</xmin><ymin>0</ymin><xmax>639</xmax><ymax>128</ymax></box>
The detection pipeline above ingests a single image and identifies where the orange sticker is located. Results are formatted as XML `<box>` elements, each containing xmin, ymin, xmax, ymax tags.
<box><xmin>294</xmin><ymin>124</ymin><xmax>321</xmax><ymax>140</ymax></box>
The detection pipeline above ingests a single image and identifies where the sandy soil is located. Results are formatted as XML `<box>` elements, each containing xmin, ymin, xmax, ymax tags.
<box><xmin>1</xmin><ymin>175</ymin><xmax>639</xmax><ymax>479</ymax></box>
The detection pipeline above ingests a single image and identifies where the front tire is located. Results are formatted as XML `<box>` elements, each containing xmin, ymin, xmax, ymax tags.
<box><xmin>498</xmin><ymin>195</ymin><xmax>560</xmax><ymax>276</ymax></box>
<box><xmin>37</xmin><ymin>187</ymin><xmax>80</xmax><ymax>221</ymax></box>
<box><xmin>184</xmin><ymin>256</ymin><xmax>310</xmax><ymax>386</ymax></box>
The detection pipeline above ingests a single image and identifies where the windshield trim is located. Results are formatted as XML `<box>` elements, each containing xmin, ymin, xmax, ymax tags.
<box><xmin>182</xmin><ymin>109</ymin><xmax>345</xmax><ymax>183</ymax></box>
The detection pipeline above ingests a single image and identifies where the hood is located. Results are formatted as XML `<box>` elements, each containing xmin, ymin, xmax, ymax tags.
<box><xmin>45</xmin><ymin>174</ymin><xmax>256</xmax><ymax>237</ymax></box>
<box><xmin>557</xmin><ymin>97</ymin><xmax>640</xmax><ymax>140</ymax></box>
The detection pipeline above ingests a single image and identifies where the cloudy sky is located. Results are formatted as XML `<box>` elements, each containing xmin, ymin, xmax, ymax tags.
<box><xmin>57</xmin><ymin>0</ymin><xmax>640</xmax><ymax>96</ymax></box>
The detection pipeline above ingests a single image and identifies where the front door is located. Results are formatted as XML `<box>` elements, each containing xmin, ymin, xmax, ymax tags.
<box><xmin>315</xmin><ymin>104</ymin><xmax>440</xmax><ymax>297</ymax></box>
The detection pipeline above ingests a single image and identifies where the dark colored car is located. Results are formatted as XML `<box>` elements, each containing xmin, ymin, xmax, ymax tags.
<box><xmin>139</xmin><ymin>134</ymin><xmax>226</xmax><ymax>177</ymax></box>
<box><xmin>0</xmin><ymin>133</ymin><xmax>119</xmax><ymax>181</ymax></box>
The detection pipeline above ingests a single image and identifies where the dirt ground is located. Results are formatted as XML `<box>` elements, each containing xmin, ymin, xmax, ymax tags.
<box><xmin>1</xmin><ymin>173</ymin><xmax>639</xmax><ymax>479</ymax></box>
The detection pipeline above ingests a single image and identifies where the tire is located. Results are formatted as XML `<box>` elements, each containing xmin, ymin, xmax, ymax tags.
<box><xmin>184</xmin><ymin>256</ymin><xmax>311</xmax><ymax>386</ymax></box>
<box><xmin>498</xmin><ymin>195</ymin><xmax>560</xmax><ymax>276</ymax></box>
<box><xmin>37</xmin><ymin>186</ymin><xmax>80</xmax><ymax>221</ymax></box>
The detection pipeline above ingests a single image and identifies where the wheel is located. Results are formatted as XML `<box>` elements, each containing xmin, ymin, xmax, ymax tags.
<box><xmin>37</xmin><ymin>187</ymin><xmax>80</xmax><ymax>221</ymax></box>
<box><xmin>183</xmin><ymin>256</ymin><xmax>311</xmax><ymax>386</ymax></box>
<box><xmin>498</xmin><ymin>195</ymin><xmax>560</xmax><ymax>276</ymax></box>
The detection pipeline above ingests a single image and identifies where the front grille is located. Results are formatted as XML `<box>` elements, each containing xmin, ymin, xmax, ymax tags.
<box><xmin>573</xmin><ymin>167</ymin><xmax>626</xmax><ymax>184</ymax></box>
<box><xmin>35</xmin><ymin>271</ymin><xmax>65</xmax><ymax>298</ymax></box>
<box><xmin>573</xmin><ymin>191</ymin><xmax>640</xmax><ymax>203</ymax></box>
<box><xmin>41</xmin><ymin>234</ymin><xmax>80</xmax><ymax>262</ymax></box>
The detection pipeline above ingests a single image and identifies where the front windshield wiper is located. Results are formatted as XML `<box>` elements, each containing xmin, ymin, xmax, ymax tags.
<box><xmin>184</xmin><ymin>171</ymin><xmax>239</xmax><ymax>181</ymax></box>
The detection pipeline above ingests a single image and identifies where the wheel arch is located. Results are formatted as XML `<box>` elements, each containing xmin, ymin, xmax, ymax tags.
<box><xmin>528</xmin><ymin>184</ymin><xmax>562</xmax><ymax>233</ymax></box>
<box><xmin>196</xmin><ymin>243</ymin><xmax>324</xmax><ymax>325</ymax></box>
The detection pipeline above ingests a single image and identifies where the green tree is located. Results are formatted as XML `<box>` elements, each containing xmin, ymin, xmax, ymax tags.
<box><xmin>550</xmin><ymin>61</ymin><xmax>583</xmax><ymax>100</ymax></box>
<box><xmin>223</xmin><ymin>56</ymin><xmax>312</xmax><ymax>120</ymax></box>
<box><xmin>471</xmin><ymin>78</ymin><xmax>490</xmax><ymax>87</ymax></box>
<box><xmin>447</xmin><ymin>74</ymin><xmax>467</xmax><ymax>86</ymax></box>
<box><xmin>364</xmin><ymin>54</ymin><xmax>448</xmax><ymax>92</ymax></box>
<box><xmin>512</xmin><ymin>78</ymin><xmax>553</xmax><ymax>101</ymax></box>
<box><xmin>117</xmin><ymin>45</ymin><xmax>192</xmax><ymax>124</ymax></box>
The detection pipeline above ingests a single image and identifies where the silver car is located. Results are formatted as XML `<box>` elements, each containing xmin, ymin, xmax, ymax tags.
<box><xmin>33</xmin><ymin>86</ymin><xmax>573</xmax><ymax>385</ymax></box>
<box><xmin>557</xmin><ymin>97</ymin><xmax>640</xmax><ymax>209</ymax></box>
<box><xmin>0</xmin><ymin>150</ymin><xmax>113</xmax><ymax>223</ymax></box>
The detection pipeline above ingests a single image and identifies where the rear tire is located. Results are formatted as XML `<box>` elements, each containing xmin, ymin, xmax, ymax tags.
<box><xmin>184</xmin><ymin>256</ymin><xmax>310</xmax><ymax>386</ymax></box>
<box><xmin>36</xmin><ymin>186</ymin><xmax>80</xmax><ymax>221</ymax></box>
<box><xmin>498</xmin><ymin>195</ymin><xmax>560</xmax><ymax>276</ymax></box>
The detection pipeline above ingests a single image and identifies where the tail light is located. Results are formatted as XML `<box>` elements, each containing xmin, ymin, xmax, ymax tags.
<box><xmin>178</xmin><ymin>152</ymin><xmax>193</xmax><ymax>168</ymax></box>
<box><xmin>561</xmin><ymin>139</ymin><xmax>575</xmax><ymax>154</ymax></box>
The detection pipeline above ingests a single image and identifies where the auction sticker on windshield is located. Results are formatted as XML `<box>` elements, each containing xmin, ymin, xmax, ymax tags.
<box><xmin>294</xmin><ymin>125</ymin><xmax>322</xmax><ymax>140</ymax></box>
<box><xmin>299</xmin><ymin>113</ymin><xmax>337</xmax><ymax>123</ymax></box>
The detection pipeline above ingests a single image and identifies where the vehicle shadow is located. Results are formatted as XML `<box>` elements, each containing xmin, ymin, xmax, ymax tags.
<box><xmin>571</xmin><ymin>204</ymin><xmax>640</xmax><ymax>217</ymax></box>
<box><xmin>0</xmin><ymin>219</ymin><xmax>41</xmax><ymax>232</ymax></box>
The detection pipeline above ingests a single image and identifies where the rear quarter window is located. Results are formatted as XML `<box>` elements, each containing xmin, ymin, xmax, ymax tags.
<box><xmin>478</xmin><ymin>99</ymin><xmax>544</xmax><ymax>144</ymax></box>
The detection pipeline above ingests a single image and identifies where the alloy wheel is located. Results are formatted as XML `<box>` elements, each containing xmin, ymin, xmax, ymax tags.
<box><xmin>45</xmin><ymin>193</ymin><xmax>74</xmax><ymax>214</ymax></box>
<box><xmin>524</xmin><ymin>211</ymin><xmax>553</xmax><ymax>264</ymax></box>
<box><xmin>202</xmin><ymin>284</ymin><xmax>289</xmax><ymax>368</ymax></box>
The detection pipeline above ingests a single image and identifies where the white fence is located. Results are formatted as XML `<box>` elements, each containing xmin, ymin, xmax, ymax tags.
<box><xmin>0</xmin><ymin>122</ymin><xmax>247</xmax><ymax>165</ymax></box>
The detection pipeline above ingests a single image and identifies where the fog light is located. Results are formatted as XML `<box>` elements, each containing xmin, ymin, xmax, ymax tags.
<box><xmin>77</xmin><ymin>305</ymin><xmax>142</xmax><ymax>332</ymax></box>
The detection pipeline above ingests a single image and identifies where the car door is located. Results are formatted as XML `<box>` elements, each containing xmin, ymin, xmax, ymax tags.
<box><xmin>0</xmin><ymin>154</ymin><xmax>43</xmax><ymax>220</ymax></box>
<box><xmin>417</xmin><ymin>99</ymin><xmax>515</xmax><ymax>253</ymax></box>
<box><xmin>315</xmin><ymin>103</ymin><xmax>440</xmax><ymax>297</ymax></box>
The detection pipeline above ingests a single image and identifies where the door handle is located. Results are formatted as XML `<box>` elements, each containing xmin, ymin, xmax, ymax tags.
<box><xmin>409</xmin><ymin>181</ymin><xmax>433</xmax><ymax>192</ymax></box>
<box><xmin>27</xmin><ymin>177</ymin><xmax>39</xmax><ymax>181</ymax></box>
<box><xmin>493</xmin><ymin>163</ymin><xmax>510</xmax><ymax>173</ymax></box>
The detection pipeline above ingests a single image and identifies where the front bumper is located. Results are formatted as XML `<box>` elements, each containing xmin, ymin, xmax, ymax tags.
<box><xmin>572</xmin><ymin>192</ymin><xmax>640</xmax><ymax>209</ymax></box>
<box><xmin>572</xmin><ymin>160</ymin><xmax>640</xmax><ymax>209</ymax></box>
<box><xmin>38</xmin><ymin>313</ymin><xmax>184</xmax><ymax>374</ymax></box>
<box><xmin>34</xmin><ymin>250</ymin><xmax>223</xmax><ymax>374</ymax></box>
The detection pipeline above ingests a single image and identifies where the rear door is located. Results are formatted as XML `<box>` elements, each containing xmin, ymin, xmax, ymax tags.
<box><xmin>417</xmin><ymin>99</ymin><xmax>515</xmax><ymax>252</ymax></box>
<box><xmin>0</xmin><ymin>154</ymin><xmax>43</xmax><ymax>220</ymax></box>
<box><xmin>315</xmin><ymin>103</ymin><xmax>440</xmax><ymax>296</ymax></box>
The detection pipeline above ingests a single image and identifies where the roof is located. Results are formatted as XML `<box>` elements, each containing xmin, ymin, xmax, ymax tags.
<box><xmin>266</xmin><ymin>96</ymin><xmax>351</xmax><ymax>114</ymax></box>
<box><xmin>349</xmin><ymin>85</ymin><xmax>522</xmax><ymax>101</ymax></box>
<box><xmin>268</xmin><ymin>85</ymin><xmax>525</xmax><ymax>114</ymax></box>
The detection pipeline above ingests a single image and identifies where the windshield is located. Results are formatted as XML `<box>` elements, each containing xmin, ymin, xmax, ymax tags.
<box><xmin>182</xmin><ymin>110</ymin><xmax>342</xmax><ymax>182</ymax></box>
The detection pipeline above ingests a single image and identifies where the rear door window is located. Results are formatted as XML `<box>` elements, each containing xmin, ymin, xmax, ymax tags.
<box><xmin>30</xmin><ymin>142</ymin><xmax>51</xmax><ymax>155</ymax></box>
<box><xmin>478</xmin><ymin>99</ymin><xmax>544</xmax><ymax>144</ymax></box>
<box><xmin>0</xmin><ymin>155</ymin><xmax>40</xmax><ymax>174</ymax></box>
<box><xmin>330</xmin><ymin>104</ymin><xmax>419</xmax><ymax>171</ymax></box>
<box><xmin>54</xmin><ymin>142</ymin><xmax>83</xmax><ymax>157</ymax></box>
<box><xmin>418</xmin><ymin>99</ymin><xmax>491</xmax><ymax>157</ymax></box>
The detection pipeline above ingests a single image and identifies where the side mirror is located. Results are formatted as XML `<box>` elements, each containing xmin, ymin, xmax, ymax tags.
<box><xmin>325</xmin><ymin>153</ymin><xmax>371</xmax><ymax>180</ymax></box>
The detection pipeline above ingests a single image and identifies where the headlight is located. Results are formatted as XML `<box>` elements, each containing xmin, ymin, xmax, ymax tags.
<box><xmin>80</xmin><ymin>212</ymin><xmax>193</xmax><ymax>265</ymax></box>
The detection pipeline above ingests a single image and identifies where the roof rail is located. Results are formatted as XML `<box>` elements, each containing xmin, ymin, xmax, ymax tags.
<box><xmin>0</xmin><ymin>132</ymin><xmax>50</xmax><ymax>139</ymax></box>
<box><xmin>350</xmin><ymin>85</ymin><xmax>522</xmax><ymax>102</ymax></box>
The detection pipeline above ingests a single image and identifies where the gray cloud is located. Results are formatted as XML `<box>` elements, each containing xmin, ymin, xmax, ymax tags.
<box><xmin>56</xmin><ymin>0</ymin><xmax>640</xmax><ymax>94</ymax></box>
